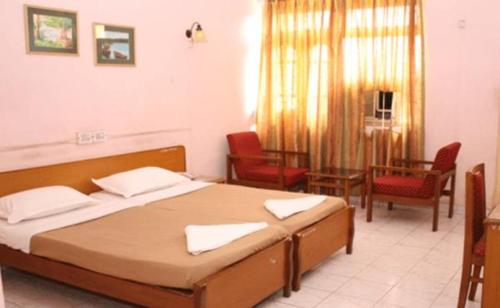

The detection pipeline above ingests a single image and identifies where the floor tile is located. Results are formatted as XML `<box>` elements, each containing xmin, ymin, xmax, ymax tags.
<box><xmin>276</xmin><ymin>286</ymin><xmax>330</xmax><ymax>308</ymax></box>
<box><xmin>337</xmin><ymin>278</ymin><xmax>393</xmax><ymax>302</ymax></box>
<box><xmin>380</xmin><ymin>287</ymin><xmax>437</xmax><ymax>308</ymax></box>
<box><xmin>316</xmin><ymin>294</ymin><xmax>376</xmax><ymax>308</ymax></box>
<box><xmin>301</xmin><ymin>270</ymin><xmax>350</xmax><ymax>292</ymax></box>
<box><xmin>257</xmin><ymin>298</ymin><xmax>298</xmax><ymax>308</ymax></box>
<box><xmin>317</xmin><ymin>257</ymin><xmax>369</xmax><ymax>277</ymax></box>
<box><xmin>355</xmin><ymin>266</ymin><xmax>405</xmax><ymax>286</ymax></box>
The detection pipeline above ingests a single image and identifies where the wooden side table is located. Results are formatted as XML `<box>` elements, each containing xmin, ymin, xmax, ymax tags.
<box><xmin>306</xmin><ymin>167</ymin><xmax>366</xmax><ymax>207</ymax></box>
<box><xmin>193</xmin><ymin>175</ymin><xmax>226</xmax><ymax>184</ymax></box>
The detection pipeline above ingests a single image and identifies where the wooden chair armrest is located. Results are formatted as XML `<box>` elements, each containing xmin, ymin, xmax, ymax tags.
<box><xmin>262</xmin><ymin>149</ymin><xmax>310</xmax><ymax>169</ymax></box>
<box><xmin>262</xmin><ymin>149</ymin><xmax>309</xmax><ymax>156</ymax></box>
<box><xmin>369</xmin><ymin>165</ymin><xmax>441</xmax><ymax>176</ymax></box>
<box><xmin>392</xmin><ymin>158</ymin><xmax>435</xmax><ymax>166</ymax></box>
<box><xmin>227</xmin><ymin>154</ymin><xmax>282</xmax><ymax>163</ymax></box>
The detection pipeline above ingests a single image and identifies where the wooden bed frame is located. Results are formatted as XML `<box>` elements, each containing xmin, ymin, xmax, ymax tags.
<box><xmin>292</xmin><ymin>205</ymin><xmax>354</xmax><ymax>291</ymax></box>
<box><xmin>0</xmin><ymin>146</ymin><xmax>292</xmax><ymax>308</ymax></box>
<box><xmin>0</xmin><ymin>145</ymin><xmax>355</xmax><ymax>304</ymax></box>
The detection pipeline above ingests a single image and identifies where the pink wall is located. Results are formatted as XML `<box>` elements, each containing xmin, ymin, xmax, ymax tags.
<box><xmin>2</xmin><ymin>0</ymin><xmax>499</xmax><ymax>207</ymax></box>
<box><xmin>0</xmin><ymin>0</ymin><xmax>259</xmax><ymax>176</ymax></box>
<box><xmin>424</xmin><ymin>0</ymin><xmax>500</xmax><ymax>206</ymax></box>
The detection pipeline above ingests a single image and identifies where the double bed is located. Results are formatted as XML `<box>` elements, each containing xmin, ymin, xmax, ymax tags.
<box><xmin>0</xmin><ymin>145</ymin><xmax>354</xmax><ymax>307</ymax></box>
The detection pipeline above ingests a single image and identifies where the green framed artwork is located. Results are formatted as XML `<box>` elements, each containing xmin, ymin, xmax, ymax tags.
<box><xmin>94</xmin><ymin>24</ymin><xmax>135</xmax><ymax>66</ymax></box>
<box><xmin>25</xmin><ymin>5</ymin><xmax>78</xmax><ymax>55</ymax></box>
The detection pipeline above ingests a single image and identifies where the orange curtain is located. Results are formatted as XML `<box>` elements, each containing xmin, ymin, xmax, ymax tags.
<box><xmin>256</xmin><ymin>0</ymin><xmax>425</xmax><ymax>170</ymax></box>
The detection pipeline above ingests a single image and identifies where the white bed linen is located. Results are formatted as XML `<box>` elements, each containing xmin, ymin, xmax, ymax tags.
<box><xmin>90</xmin><ymin>180</ymin><xmax>213</xmax><ymax>204</ymax></box>
<box><xmin>264</xmin><ymin>195</ymin><xmax>327</xmax><ymax>219</ymax></box>
<box><xmin>0</xmin><ymin>199</ymin><xmax>142</xmax><ymax>253</ymax></box>
<box><xmin>185</xmin><ymin>222</ymin><xmax>268</xmax><ymax>255</ymax></box>
<box><xmin>0</xmin><ymin>181</ymin><xmax>213</xmax><ymax>254</ymax></box>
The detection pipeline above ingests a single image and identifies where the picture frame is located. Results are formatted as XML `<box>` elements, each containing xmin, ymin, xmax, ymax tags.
<box><xmin>93</xmin><ymin>23</ymin><xmax>135</xmax><ymax>66</ymax></box>
<box><xmin>24</xmin><ymin>5</ymin><xmax>78</xmax><ymax>55</ymax></box>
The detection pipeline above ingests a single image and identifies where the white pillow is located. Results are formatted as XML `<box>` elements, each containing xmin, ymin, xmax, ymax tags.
<box><xmin>0</xmin><ymin>186</ymin><xmax>97</xmax><ymax>224</ymax></box>
<box><xmin>91</xmin><ymin>167</ymin><xmax>190</xmax><ymax>198</ymax></box>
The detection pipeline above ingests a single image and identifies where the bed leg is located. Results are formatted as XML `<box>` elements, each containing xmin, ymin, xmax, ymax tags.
<box><xmin>346</xmin><ymin>206</ymin><xmax>355</xmax><ymax>255</ymax></box>
<box><xmin>283</xmin><ymin>238</ymin><xmax>292</xmax><ymax>297</ymax></box>
<box><xmin>292</xmin><ymin>273</ymin><xmax>301</xmax><ymax>292</ymax></box>
<box><xmin>283</xmin><ymin>284</ymin><xmax>291</xmax><ymax>297</ymax></box>
<box><xmin>291</xmin><ymin>235</ymin><xmax>301</xmax><ymax>292</ymax></box>
<box><xmin>193</xmin><ymin>283</ymin><xmax>207</xmax><ymax>308</ymax></box>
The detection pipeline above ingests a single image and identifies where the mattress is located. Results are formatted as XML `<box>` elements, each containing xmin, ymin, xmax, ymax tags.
<box><xmin>30</xmin><ymin>206</ymin><xmax>288</xmax><ymax>289</ymax></box>
<box><xmin>146</xmin><ymin>184</ymin><xmax>347</xmax><ymax>233</ymax></box>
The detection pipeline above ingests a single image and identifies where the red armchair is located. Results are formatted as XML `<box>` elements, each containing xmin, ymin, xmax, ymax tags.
<box><xmin>226</xmin><ymin>132</ymin><xmax>310</xmax><ymax>190</ymax></box>
<box><xmin>367</xmin><ymin>142</ymin><xmax>461</xmax><ymax>231</ymax></box>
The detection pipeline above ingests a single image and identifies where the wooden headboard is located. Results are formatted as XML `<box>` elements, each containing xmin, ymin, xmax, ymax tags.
<box><xmin>0</xmin><ymin>145</ymin><xmax>186</xmax><ymax>196</ymax></box>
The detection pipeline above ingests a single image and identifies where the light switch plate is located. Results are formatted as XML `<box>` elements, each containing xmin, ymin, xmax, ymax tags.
<box><xmin>76</xmin><ymin>132</ymin><xmax>93</xmax><ymax>145</ymax></box>
<box><xmin>93</xmin><ymin>130</ymin><xmax>107</xmax><ymax>143</ymax></box>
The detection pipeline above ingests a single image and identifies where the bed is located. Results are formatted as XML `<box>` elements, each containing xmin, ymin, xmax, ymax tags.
<box><xmin>0</xmin><ymin>146</ymin><xmax>293</xmax><ymax>308</ymax></box>
<box><xmin>166</xmin><ymin>184</ymin><xmax>354</xmax><ymax>291</ymax></box>
<box><xmin>93</xmin><ymin>182</ymin><xmax>354</xmax><ymax>291</ymax></box>
<box><xmin>89</xmin><ymin>147</ymin><xmax>355</xmax><ymax>291</ymax></box>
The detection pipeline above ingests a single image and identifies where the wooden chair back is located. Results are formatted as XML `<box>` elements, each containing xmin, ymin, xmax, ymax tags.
<box><xmin>464</xmin><ymin>163</ymin><xmax>487</xmax><ymax>254</ymax></box>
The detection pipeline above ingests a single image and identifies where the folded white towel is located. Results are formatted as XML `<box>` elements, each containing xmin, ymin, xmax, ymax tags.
<box><xmin>265</xmin><ymin>195</ymin><xmax>327</xmax><ymax>219</ymax></box>
<box><xmin>185</xmin><ymin>222</ymin><xmax>268</xmax><ymax>255</ymax></box>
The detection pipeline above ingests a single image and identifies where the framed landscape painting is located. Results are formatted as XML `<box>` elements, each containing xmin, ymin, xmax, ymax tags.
<box><xmin>25</xmin><ymin>5</ymin><xmax>78</xmax><ymax>55</ymax></box>
<box><xmin>94</xmin><ymin>24</ymin><xmax>135</xmax><ymax>66</ymax></box>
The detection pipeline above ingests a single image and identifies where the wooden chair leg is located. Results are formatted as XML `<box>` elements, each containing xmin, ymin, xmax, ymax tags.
<box><xmin>448</xmin><ymin>196</ymin><xmax>454</xmax><ymax>219</ymax></box>
<box><xmin>346</xmin><ymin>207</ymin><xmax>355</xmax><ymax>254</ymax></box>
<box><xmin>360</xmin><ymin>182</ymin><xmax>366</xmax><ymax>209</ymax></box>
<box><xmin>458</xmin><ymin>260</ymin><xmax>472</xmax><ymax>308</ymax></box>
<box><xmin>367</xmin><ymin>194</ymin><xmax>373</xmax><ymax>222</ymax></box>
<box><xmin>388</xmin><ymin>202</ymin><xmax>393</xmax><ymax>211</ymax></box>
<box><xmin>468</xmin><ymin>264</ymin><xmax>482</xmax><ymax>301</ymax></box>
<box><xmin>432</xmin><ymin>201</ymin><xmax>439</xmax><ymax>232</ymax></box>
<box><xmin>449</xmin><ymin>174</ymin><xmax>456</xmax><ymax>218</ymax></box>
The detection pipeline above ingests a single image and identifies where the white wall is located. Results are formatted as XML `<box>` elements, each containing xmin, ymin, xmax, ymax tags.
<box><xmin>424</xmin><ymin>0</ymin><xmax>500</xmax><ymax>206</ymax></box>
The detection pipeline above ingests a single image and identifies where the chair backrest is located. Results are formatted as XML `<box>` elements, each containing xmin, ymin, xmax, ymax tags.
<box><xmin>464</xmin><ymin>163</ymin><xmax>486</xmax><ymax>254</ymax></box>
<box><xmin>227</xmin><ymin>132</ymin><xmax>266</xmax><ymax>178</ymax></box>
<box><xmin>422</xmin><ymin>142</ymin><xmax>461</xmax><ymax>194</ymax></box>
<box><xmin>431</xmin><ymin>142</ymin><xmax>462</xmax><ymax>173</ymax></box>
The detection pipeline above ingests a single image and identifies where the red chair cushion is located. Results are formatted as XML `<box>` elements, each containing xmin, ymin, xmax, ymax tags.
<box><xmin>227</xmin><ymin>132</ymin><xmax>266</xmax><ymax>178</ymax></box>
<box><xmin>474</xmin><ymin>235</ymin><xmax>486</xmax><ymax>258</ymax></box>
<box><xmin>245</xmin><ymin>165</ymin><xmax>309</xmax><ymax>187</ymax></box>
<box><xmin>373</xmin><ymin>175</ymin><xmax>431</xmax><ymax>198</ymax></box>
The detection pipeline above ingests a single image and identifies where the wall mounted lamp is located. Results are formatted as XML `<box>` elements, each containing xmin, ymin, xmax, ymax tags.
<box><xmin>185</xmin><ymin>22</ymin><xmax>206</xmax><ymax>43</ymax></box>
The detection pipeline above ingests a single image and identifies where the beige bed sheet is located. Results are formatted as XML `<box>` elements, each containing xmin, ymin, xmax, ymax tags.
<box><xmin>31</xmin><ymin>206</ymin><xmax>288</xmax><ymax>289</ymax></box>
<box><xmin>147</xmin><ymin>184</ymin><xmax>347</xmax><ymax>233</ymax></box>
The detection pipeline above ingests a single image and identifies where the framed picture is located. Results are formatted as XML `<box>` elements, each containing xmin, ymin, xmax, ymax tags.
<box><xmin>94</xmin><ymin>23</ymin><xmax>135</xmax><ymax>66</ymax></box>
<box><xmin>24</xmin><ymin>5</ymin><xmax>78</xmax><ymax>55</ymax></box>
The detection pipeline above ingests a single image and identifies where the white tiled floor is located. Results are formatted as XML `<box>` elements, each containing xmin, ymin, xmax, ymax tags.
<box><xmin>1</xmin><ymin>202</ymin><xmax>482</xmax><ymax>308</ymax></box>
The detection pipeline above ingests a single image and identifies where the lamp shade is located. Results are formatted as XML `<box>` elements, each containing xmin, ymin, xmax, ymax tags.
<box><xmin>192</xmin><ymin>28</ymin><xmax>206</xmax><ymax>43</ymax></box>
